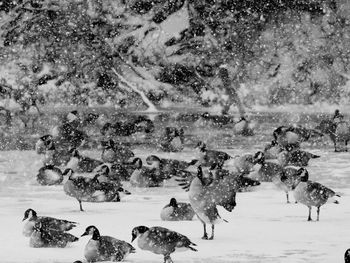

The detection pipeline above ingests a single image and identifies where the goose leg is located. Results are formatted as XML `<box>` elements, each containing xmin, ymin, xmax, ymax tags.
<box><xmin>164</xmin><ymin>254</ymin><xmax>173</xmax><ymax>263</ymax></box>
<box><xmin>202</xmin><ymin>222</ymin><xmax>208</xmax><ymax>240</ymax></box>
<box><xmin>79</xmin><ymin>200</ymin><xmax>84</xmax><ymax>212</ymax></box>
<box><xmin>317</xmin><ymin>206</ymin><xmax>320</xmax><ymax>221</ymax></box>
<box><xmin>286</xmin><ymin>192</ymin><xmax>290</xmax><ymax>203</ymax></box>
<box><xmin>209</xmin><ymin>224</ymin><xmax>215</xmax><ymax>240</ymax></box>
<box><xmin>307</xmin><ymin>206</ymin><xmax>312</xmax><ymax>221</ymax></box>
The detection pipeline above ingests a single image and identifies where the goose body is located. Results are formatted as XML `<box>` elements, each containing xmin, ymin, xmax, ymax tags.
<box><xmin>233</xmin><ymin>117</ymin><xmax>254</xmax><ymax>136</ymax></box>
<box><xmin>195</xmin><ymin>141</ymin><xmax>231</xmax><ymax>169</ymax></box>
<box><xmin>160</xmin><ymin>198</ymin><xmax>195</xmax><ymax>221</ymax></box>
<box><xmin>22</xmin><ymin>209</ymin><xmax>77</xmax><ymax>237</ymax></box>
<box><xmin>129</xmin><ymin>158</ymin><xmax>164</xmax><ymax>187</ymax></box>
<box><xmin>253</xmin><ymin>151</ymin><xmax>283</xmax><ymax>182</ymax></box>
<box><xmin>30</xmin><ymin>223</ymin><xmax>79</xmax><ymax>248</ymax></box>
<box><xmin>293</xmin><ymin>168</ymin><xmax>340</xmax><ymax>221</ymax></box>
<box><xmin>63</xmin><ymin>170</ymin><xmax>124</xmax><ymax>211</ymax></box>
<box><xmin>37</xmin><ymin>165</ymin><xmax>64</xmax><ymax>185</ymax></box>
<box><xmin>187</xmin><ymin>165</ymin><xmax>237</xmax><ymax>239</ymax></box>
<box><xmin>278</xmin><ymin>149</ymin><xmax>320</xmax><ymax>167</ymax></box>
<box><xmin>131</xmin><ymin>226</ymin><xmax>197</xmax><ymax>263</ymax></box>
<box><xmin>66</xmin><ymin>149</ymin><xmax>104</xmax><ymax>173</ymax></box>
<box><xmin>158</xmin><ymin>127</ymin><xmax>185</xmax><ymax>152</ymax></box>
<box><xmin>101</xmin><ymin>139</ymin><xmax>134</xmax><ymax>164</ymax></box>
<box><xmin>82</xmin><ymin>226</ymin><xmax>135</xmax><ymax>262</ymax></box>
<box><xmin>271</xmin><ymin>166</ymin><xmax>300</xmax><ymax>203</ymax></box>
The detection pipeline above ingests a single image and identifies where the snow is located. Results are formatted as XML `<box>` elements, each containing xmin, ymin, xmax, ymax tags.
<box><xmin>0</xmin><ymin>144</ymin><xmax>349</xmax><ymax>263</ymax></box>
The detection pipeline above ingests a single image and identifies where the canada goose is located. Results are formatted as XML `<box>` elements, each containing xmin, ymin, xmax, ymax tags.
<box><xmin>66</xmin><ymin>148</ymin><xmax>104</xmax><ymax>173</ymax></box>
<box><xmin>195</xmin><ymin>141</ymin><xmax>231</xmax><ymax>169</ymax></box>
<box><xmin>35</xmin><ymin>134</ymin><xmax>54</xmax><ymax>155</ymax></box>
<box><xmin>36</xmin><ymin>165</ymin><xmax>64</xmax><ymax>185</ymax></box>
<box><xmin>315</xmin><ymin>112</ymin><xmax>350</xmax><ymax>152</ymax></box>
<box><xmin>22</xmin><ymin>208</ymin><xmax>77</xmax><ymax>237</ymax></box>
<box><xmin>101</xmin><ymin>139</ymin><xmax>134</xmax><ymax>164</ymax></box>
<box><xmin>52</xmin><ymin>121</ymin><xmax>87</xmax><ymax>150</ymax></box>
<box><xmin>263</xmin><ymin>140</ymin><xmax>284</xmax><ymax>159</ymax></box>
<box><xmin>233</xmin><ymin>117</ymin><xmax>254</xmax><ymax>136</ymax></box>
<box><xmin>253</xmin><ymin>151</ymin><xmax>283</xmax><ymax>182</ymax></box>
<box><xmin>158</xmin><ymin>127</ymin><xmax>185</xmax><ymax>152</ymax></box>
<box><xmin>160</xmin><ymin>198</ymin><xmax>195</xmax><ymax>221</ymax></box>
<box><xmin>131</xmin><ymin>226</ymin><xmax>197</xmax><ymax>263</ymax></box>
<box><xmin>345</xmin><ymin>248</ymin><xmax>350</xmax><ymax>263</ymax></box>
<box><xmin>63</xmin><ymin>169</ymin><xmax>125</xmax><ymax>211</ymax></box>
<box><xmin>223</xmin><ymin>153</ymin><xmax>255</xmax><ymax>174</ymax></box>
<box><xmin>186</xmin><ymin>165</ymin><xmax>237</xmax><ymax>239</ymax></box>
<box><xmin>292</xmin><ymin>168</ymin><xmax>340</xmax><ymax>221</ymax></box>
<box><xmin>29</xmin><ymin>222</ymin><xmax>79</xmax><ymax>248</ymax></box>
<box><xmin>272</xmin><ymin>166</ymin><xmax>300</xmax><ymax>203</ymax></box>
<box><xmin>273</xmin><ymin>125</ymin><xmax>323</xmax><ymax>148</ymax></box>
<box><xmin>278</xmin><ymin>149</ymin><xmax>320</xmax><ymax>167</ymax></box>
<box><xmin>81</xmin><ymin>225</ymin><xmax>135</xmax><ymax>262</ymax></box>
<box><xmin>129</xmin><ymin>158</ymin><xmax>164</xmax><ymax>187</ymax></box>
<box><xmin>146</xmin><ymin>155</ymin><xmax>198</xmax><ymax>179</ymax></box>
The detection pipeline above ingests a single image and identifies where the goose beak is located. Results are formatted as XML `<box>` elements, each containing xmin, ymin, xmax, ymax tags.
<box><xmin>131</xmin><ymin>234</ymin><xmax>136</xmax><ymax>242</ymax></box>
<box><xmin>81</xmin><ymin>231</ymin><xmax>88</xmax><ymax>237</ymax></box>
<box><xmin>22</xmin><ymin>217</ymin><xmax>26</xmax><ymax>221</ymax></box>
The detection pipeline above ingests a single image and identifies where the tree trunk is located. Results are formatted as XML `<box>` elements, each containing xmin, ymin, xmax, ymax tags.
<box><xmin>218</xmin><ymin>67</ymin><xmax>245</xmax><ymax>117</ymax></box>
<box><xmin>111</xmin><ymin>67</ymin><xmax>158</xmax><ymax>112</ymax></box>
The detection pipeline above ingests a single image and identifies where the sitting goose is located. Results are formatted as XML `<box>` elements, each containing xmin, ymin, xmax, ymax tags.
<box><xmin>233</xmin><ymin>116</ymin><xmax>254</xmax><ymax>136</ymax></box>
<box><xmin>277</xmin><ymin>149</ymin><xmax>320</xmax><ymax>167</ymax></box>
<box><xmin>157</xmin><ymin>127</ymin><xmax>185</xmax><ymax>152</ymax></box>
<box><xmin>263</xmin><ymin>140</ymin><xmax>284</xmax><ymax>160</ymax></box>
<box><xmin>63</xmin><ymin>169</ymin><xmax>128</xmax><ymax>211</ymax></box>
<box><xmin>292</xmin><ymin>168</ymin><xmax>340</xmax><ymax>221</ymax></box>
<box><xmin>160</xmin><ymin>198</ymin><xmax>195</xmax><ymax>221</ymax></box>
<box><xmin>129</xmin><ymin>158</ymin><xmax>164</xmax><ymax>187</ymax></box>
<box><xmin>36</xmin><ymin>165</ymin><xmax>64</xmax><ymax>185</ymax></box>
<box><xmin>29</xmin><ymin>222</ymin><xmax>79</xmax><ymax>248</ymax></box>
<box><xmin>131</xmin><ymin>226</ymin><xmax>197</xmax><ymax>263</ymax></box>
<box><xmin>22</xmin><ymin>208</ymin><xmax>77</xmax><ymax>237</ymax></box>
<box><xmin>195</xmin><ymin>141</ymin><xmax>231</xmax><ymax>169</ymax></box>
<box><xmin>146</xmin><ymin>155</ymin><xmax>198</xmax><ymax>179</ymax></box>
<box><xmin>81</xmin><ymin>225</ymin><xmax>135</xmax><ymax>262</ymax></box>
<box><xmin>101</xmin><ymin>139</ymin><xmax>134</xmax><ymax>164</ymax></box>
<box><xmin>66</xmin><ymin>149</ymin><xmax>104</xmax><ymax>173</ymax></box>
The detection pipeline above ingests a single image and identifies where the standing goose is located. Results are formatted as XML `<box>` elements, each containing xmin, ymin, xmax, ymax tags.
<box><xmin>186</xmin><ymin>165</ymin><xmax>237</xmax><ymax>240</ymax></box>
<box><xmin>36</xmin><ymin>165</ymin><xmax>64</xmax><ymax>185</ymax></box>
<box><xmin>129</xmin><ymin>158</ymin><xmax>164</xmax><ymax>187</ymax></box>
<box><xmin>63</xmin><ymin>169</ymin><xmax>125</xmax><ymax>211</ymax></box>
<box><xmin>81</xmin><ymin>225</ymin><xmax>135</xmax><ymax>262</ymax></box>
<box><xmin>22</xmin><ymin>208</ymin><xmax>77</xmax><ymax>237</ymax></box>
<box><xmin>253</xmin><ymin>151</ymin><xmax>283</xmax><ymax>182</ymax></box>
<box><xmin>29</xmin><ymin>222</ymin><xmax>79</xmax><ymax>248</ymax></box>
<box><xmin>160</xmin><ymin>198</ymin><xmax>195</xmax><ymax>221</ymax></box>
<box><xmin>195</xmin><ymin>141</ymin><xmax>231</xmax><ymax>169</ymax></box>
<box><xmin>131</xmin><ymin>226</ymin><xmax>197</xmax><ymax>263</ymax></box>
<box><xmin>272</xmin><ymin>166</ymin><xmax>301</xmax><ymax>203</ymax></box>
<box><xmin>292</xmin><ymin>168</ymin><xmax>340</xmax><ymax>221</ymax></box>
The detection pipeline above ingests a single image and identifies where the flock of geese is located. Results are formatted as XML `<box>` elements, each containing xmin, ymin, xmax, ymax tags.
<box><xmin>21</xmin><ymin>109</ymin><xmax>350</xmax><ymax>262</ymax></box>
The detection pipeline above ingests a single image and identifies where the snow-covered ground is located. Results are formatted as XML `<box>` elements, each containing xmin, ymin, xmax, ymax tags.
<box><xmin>0</xmin><ymin>145</ymin><xmax>349</xmax><ymax>263</ymax></box>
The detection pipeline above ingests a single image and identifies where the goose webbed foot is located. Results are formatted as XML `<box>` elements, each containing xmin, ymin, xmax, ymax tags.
<box><xmin>202</xmin><ymin>234</ymin><xmax>208</xmax><ymax>240</ymax></box>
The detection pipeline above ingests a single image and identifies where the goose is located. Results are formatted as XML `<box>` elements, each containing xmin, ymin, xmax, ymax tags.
<box><xmin>36</xmin><ymin>165</ymin><xmax>64</xmax><ymax>185</ymax></box>
<box><xmin>146</xmin><ymin>155</ymin><xmax>198</xmax><ymax>179</ymax></box>
<box><xmin>223</xmin><ymin>153</ymin><xmax>255</xmax><ymax>174</ymax></box>
<box><xmin>277</xmin><ymin>149</ymin><xmax>320</xmax><ymax>167</ymax></box>
<box><xmin>158</xmin><ymin>127</ymin><xmax>185</xmax><ymax>152</ymax></box>
<box><xmin>160</xmin><ymin>198</ymin><xmax>195</xmax><ymax>221</ymax></box>
<box><xmin>35</xmin><ymin>134</ymin><xmax>54</xmax><ymax>155</ymax></box>
<box><xmin>195</xmin><ymin>141</ymin><xmax>231</xmax><ymax>169</ymax></box>
<box><xmin>315</xmin><ymin>112</ymin><xmax>350</xmax><ymax>152</ymax></box>
<box><xmin>81</xmin><ymin>225</ymin><xmax>135</xmax><ymax>262</ymax></box>
<box><xmin>345</xmin><ymin>248</ymin><xmax>350</xmax><ymax>263</ymax></box>
<box><xmin>101</xmin><ymin>139</ymin><xmax>134</xmax><ymax>164</ymax></box>
<box><xmin>263</xmin><ymin>140</ymin><xmax>284</xmax><ymax>160</ymax></box>
<box><xmin>184</xmin><ymin>165</ymin><xmax>237</xmax><ymax>240</ymax></box>
<box><xmin>129</xmin><ymin>158</ymin><xmax>164</xmax><ymax>187</ymax></box>
<box><xmin>253</xmin><ymin>151</ymin><xmax>283</xmax><ymax>182</ymax></box>
<box><xmin>66</xmin><ymin>148</ymin><xmax>104</xmax><ymax>173</ymax></box>
<box><xmin>273</xmin><ymin>125</ymin><xmax>323</xmax><ymax>148</ymax></box>
<box><xmin>63</xmin><ymin>169</ymin><xmax>127</xmax><ymax>211</ymax></box>
<box><xmin>131</xmin><ymin>226</ymin><xmax>197</xmax><ymax>263</ymax></box>
<box><xmin>233</xmin><ymin>117</ymin><xmax>254</xmax><ymax>136</ymax></box>
<box><xmin>271</xmin><ymin>166</ymin><xmax>300</xmax><ymax>203</ymax></box>
<box><xmin>292</xmin><ymin>168</ymin><xmax>340</xmax><ymax>221</ymax></box>
<box><xmin>22</xmin><ymin>208</ymin><xmax>77</xmax><ymax>237</ymax></box>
